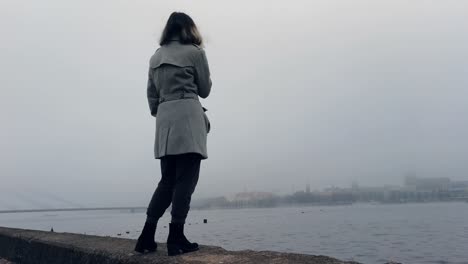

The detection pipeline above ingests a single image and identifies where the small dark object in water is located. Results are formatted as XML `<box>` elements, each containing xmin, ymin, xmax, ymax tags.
<box><xmin>164</xmin><ymin>226</ymin><xmax>167</xmax><ymax>228</ymax></box>
<box><xmin>50</xmin><ymin>228</ymin><xmax>54</xmax><ymax>232</ymax></box>
<box><xmin>126</xmin><ymin>231</ymin><xmax>130</xmax><ymax>234</ymax></box>
<box><xmin>301</xmin><ymin>211</ymin><xmax>304</xmax><ymax>214</ymax></box>
<box><xmin>188</xmin><ymin>223</ymin><xmax>191</xmax><ymax>225</ymax></box>
<box><xmin>203</xmin><ymin>219</ymin><xmax>207</xmax><ymax>224</ymax></box>
<box><xmin>117</xmin><ymin>233</ymin><xmax>122</xmax><ymax>236</ymax></box>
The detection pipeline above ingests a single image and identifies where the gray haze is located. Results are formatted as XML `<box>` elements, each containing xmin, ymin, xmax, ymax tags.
<box><xmin>1</xmin><ymin>0</ymin><xmax>467</xmax><ymax>209</ymax></box>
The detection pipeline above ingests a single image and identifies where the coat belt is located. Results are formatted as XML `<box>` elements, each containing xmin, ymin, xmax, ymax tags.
<box><xmin>159</xmin><ymin>93</ymin><xmax>198</xmax><ymax>103</ymax></box>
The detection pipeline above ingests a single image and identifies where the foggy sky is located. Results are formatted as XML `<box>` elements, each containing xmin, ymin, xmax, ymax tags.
<box><xmin>1</xmin><ymin>0</ymin><xmax>467</xmax><ymax>209</ymax></box>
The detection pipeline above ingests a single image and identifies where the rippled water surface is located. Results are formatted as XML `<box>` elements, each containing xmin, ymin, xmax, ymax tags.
<box><xmin>1</xmin><ymin>202</ymin><xmax>468</xmax><ymax>264</ymax></box>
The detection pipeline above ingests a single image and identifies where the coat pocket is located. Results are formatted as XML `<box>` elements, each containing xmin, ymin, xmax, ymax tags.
<box><xmin>203</xmin><ymin>112</ymin><xmax>211</xmax><ymax>134</ymax></box>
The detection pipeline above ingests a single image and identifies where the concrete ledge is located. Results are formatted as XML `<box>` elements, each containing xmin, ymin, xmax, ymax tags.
<box><xmin>0</xmin><ymin>227</ymin><xmax>360</xmax><ymax>264</ymax></box>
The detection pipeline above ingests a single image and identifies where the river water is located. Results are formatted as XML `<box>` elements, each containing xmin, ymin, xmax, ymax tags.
<box><xmin>1</xmin><ymin>202</ymin><xmax>467</xmax><ymax>264</ymax></box>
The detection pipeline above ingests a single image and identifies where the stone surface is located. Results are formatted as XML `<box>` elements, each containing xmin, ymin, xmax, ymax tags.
<box><xmin>0</xmin><ymin>227</ymin><xmax>360</xmax><ymax>264</ymax></box>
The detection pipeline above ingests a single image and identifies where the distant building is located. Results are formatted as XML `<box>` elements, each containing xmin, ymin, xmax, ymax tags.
<box><xmin>404</xmin><ymin>176</ymin><xmax>450</xmax><ymax>191</ymax></box>
<box><xmin>229</xmin><ymin>192</ymin><xmax>274</xmax><ymax>202</ymax></box>
<box><xmin>449</xmin><ymin>181</ymin><xmax>468</xmax><ymax>192</ymax></box>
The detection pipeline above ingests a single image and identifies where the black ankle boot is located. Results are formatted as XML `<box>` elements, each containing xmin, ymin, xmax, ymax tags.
<box><xmin>167</xmin><ymin>223</ymin><xmax>199</xmax><ymax>256</ymax></box>
<box><xmin>134</xmin><ymin>222</ymin><xmax>157</xmax><ymax>253</ymax></box>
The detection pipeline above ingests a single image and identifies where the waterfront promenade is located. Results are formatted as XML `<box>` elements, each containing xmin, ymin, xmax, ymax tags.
<box><xmin>0</xmin><ymin>226</ymin><xmax>362</xmax><ymax>264</ymax></box>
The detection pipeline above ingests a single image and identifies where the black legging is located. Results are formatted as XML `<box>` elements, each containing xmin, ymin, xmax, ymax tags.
<box><xmin>146</xmin><ymin>153</ymin><xmax>201</xmax><ymax>224</ymax></box>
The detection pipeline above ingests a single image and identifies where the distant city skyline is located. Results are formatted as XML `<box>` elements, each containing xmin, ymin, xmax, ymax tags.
<box><xmin>1</xmin><ymin>174</ymin><xmax>467</xmax><ymax>211</ymax></box>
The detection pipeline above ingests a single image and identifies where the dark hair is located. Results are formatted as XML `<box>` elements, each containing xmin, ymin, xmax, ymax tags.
<box><xmin>159</xmin><ymin>12</ymin><xmax>203</xmax><ymax>46</ymax></box>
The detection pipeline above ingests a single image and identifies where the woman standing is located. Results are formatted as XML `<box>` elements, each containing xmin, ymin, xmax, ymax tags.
<box><xmin>135</xmin><ymin>12</ymin><xmax>212</xmax><ymax>256</ymax></box>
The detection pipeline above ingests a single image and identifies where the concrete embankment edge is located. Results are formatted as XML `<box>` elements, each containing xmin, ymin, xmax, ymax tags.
<box><xmin>0</xmin><ymin>226</ymin><xmax>361</xmax><ymax>264</ymax></box>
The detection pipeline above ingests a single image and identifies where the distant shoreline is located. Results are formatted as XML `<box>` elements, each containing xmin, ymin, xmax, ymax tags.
<box><xmin>1</xmin><ymin>200</ymin><xmax>466</xmax><ymax>214</ymax></box>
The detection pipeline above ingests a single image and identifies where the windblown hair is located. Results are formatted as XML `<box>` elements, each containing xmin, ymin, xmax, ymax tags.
<box><xmin>159</xmin><ymin>12</ymin><xmax>203</xmax><ymax>46</ymax></box>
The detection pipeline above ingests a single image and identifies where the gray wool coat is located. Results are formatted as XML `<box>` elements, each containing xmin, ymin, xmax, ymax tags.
<box><xmin>147</xmin><ymin>40</ymin><xmax>212</xmax><ymax>159</ymax></box>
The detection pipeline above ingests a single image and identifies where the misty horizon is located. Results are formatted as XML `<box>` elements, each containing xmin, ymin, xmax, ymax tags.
<box><xmin>1</xmin><ymin>0</ymin><xmax>468</xmax><ymax>210</ymax></box>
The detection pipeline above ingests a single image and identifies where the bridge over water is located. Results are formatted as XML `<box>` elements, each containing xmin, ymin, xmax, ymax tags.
<box><xmin>0</xmin><ymin>207</ymin><xmax>147</xmax><ymax>214</ymax></box>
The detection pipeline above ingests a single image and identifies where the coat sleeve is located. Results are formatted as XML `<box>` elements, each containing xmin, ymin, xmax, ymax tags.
<box><xmin>147</xmin><ymin>68</ymin><xmax>159</xmax><ymax>117</ymax></box>
<box><xmin>194</xmin><ymin>49</ymin><xmax>212</xmax><ymax>98</ymax></box>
